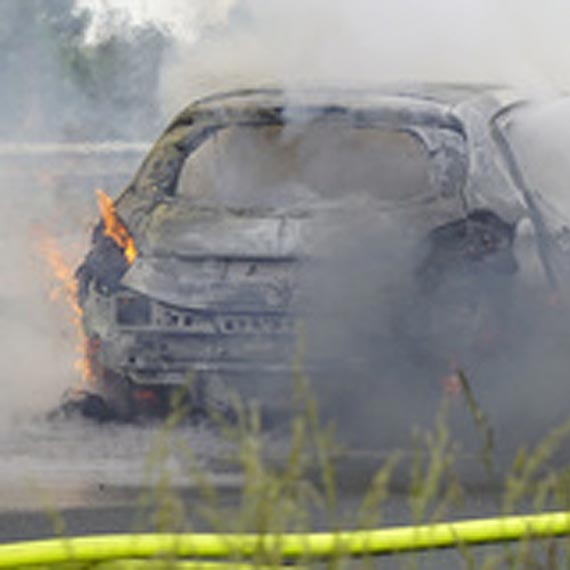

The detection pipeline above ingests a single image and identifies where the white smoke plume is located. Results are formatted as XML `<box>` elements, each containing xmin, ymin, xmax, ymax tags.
<box><xmin>76</xmin><ymin>0</ymin><xmax>235</xmax><ymax>44</ymax></box>
<box><xmin>156</xmin><ymin>0</ymin><xmax>570</xmax><ymax>115</ymax></box>
<box><xmin>77</xmin><ymin>1</ymin><xmax>570</xmax><ymax>112</ymax></box>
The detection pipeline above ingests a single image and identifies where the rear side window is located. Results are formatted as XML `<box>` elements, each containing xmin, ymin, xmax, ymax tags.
<box><xmin>498</xmin><ymin>101</ymin><xmax>570</xmax><ymax>220</ymax></box>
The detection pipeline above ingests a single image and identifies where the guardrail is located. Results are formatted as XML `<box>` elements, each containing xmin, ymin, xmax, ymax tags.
<box><xmin>0</xmin><ymin>142</ymin><xmax>150</xmax><ymax>157</ymax></box>
<box><xmin>0</xmin><ymin>141</ymin><xmax>150</xmax><ymax>196</ymax></box>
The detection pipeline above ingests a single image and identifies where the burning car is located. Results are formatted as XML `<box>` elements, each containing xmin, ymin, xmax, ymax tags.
<box><xmin>66</xmin><ymin>86</ymin><xmax>570</xmax><ymax>424</ymax></box>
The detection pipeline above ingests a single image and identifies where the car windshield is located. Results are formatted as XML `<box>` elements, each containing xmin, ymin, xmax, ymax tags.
<box><xmin>498</xmin><ymin>100</ymin><xmax>570</xmax><ymax>220</ymax></box>
<box><xmin>177</xmin><ymin>122</ymin><xmax>445</xmax><ymax>210</ymax></box>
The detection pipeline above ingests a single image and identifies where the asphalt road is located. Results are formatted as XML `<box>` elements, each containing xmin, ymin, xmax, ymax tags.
<box><xmin>0</xmin><ymin>413</ymin><xmax>509</xmax><ymax>533</ymax></box>
<box><xmin>0</xmin><ymin>409</ymin><xmax>565</xmax><ymax>570</ymax></box>
<box><xmin>0</xmin><ymin>352</ymin><xmax>560</xmax><ymax>566</ymax></box>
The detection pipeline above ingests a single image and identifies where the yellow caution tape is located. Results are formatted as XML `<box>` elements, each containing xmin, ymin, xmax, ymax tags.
<box><xmin>2</xmin><ymin>510</ymin><xmax>570</xmax><ymax>568</ymax></box>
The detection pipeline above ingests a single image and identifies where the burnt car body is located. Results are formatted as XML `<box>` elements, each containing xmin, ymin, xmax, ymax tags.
<box><xmin>71</xmin><ymin>85</ymin><xmax>570</xmax><ymax>426</ymax></box>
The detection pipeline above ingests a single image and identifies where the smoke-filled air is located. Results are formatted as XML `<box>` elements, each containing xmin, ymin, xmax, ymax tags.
<box><xmin>3</xmin><ymin>0</ymin><xmax>570</xmax><ymax>472</ymax></box>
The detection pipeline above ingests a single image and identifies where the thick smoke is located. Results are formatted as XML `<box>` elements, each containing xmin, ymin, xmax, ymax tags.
<box><xmin>77</xmin><ymin>0</ymin><xmax>235</xmax><ymax>45</ymax></box>
<box><xmin>157</xmin><ymin>0</ymin><xmax>570</xmax><ymax>115</ymax></box>
<box><xmin>4</xmin><ymin>0</ymin><xmax>570</xmax><ymax>469</ymax></box>
<box><xmin>144</xmin><ymin>0</ymin><xmax>570</xmax><ymax>460</ymax></box>
<box><xmin>0</xmin><ymin>1</ymin><xmax>156</xmax><ymax>418</ymax></box>
<box><xmin>172</xmin><ymin>110</ymin><xmax>570</xmax><ymax>465</ymax></box>
<box><xmin>0</xmin><ymin>164</ymin><xmax>82</xmax><ymax>417</ymax></box>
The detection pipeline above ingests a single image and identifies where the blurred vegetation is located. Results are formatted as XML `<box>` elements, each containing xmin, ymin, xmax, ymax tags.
<box><xmin>124</xmin><ymin>378</ymin><xmax>570</xmax><ymax>569</ymax></box>
<box><xmin>3</xmin><ymin>370</ymin><xmax>570</xmax><ymax>567</ymax></box>
<box><xmin>0</xmin><ymin>0</ymin><xmax>169</xmax><ymax>141</ymax></box>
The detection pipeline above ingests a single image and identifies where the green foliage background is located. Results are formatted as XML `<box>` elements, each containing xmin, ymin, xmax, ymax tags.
<box><xmin>0</xmin><ymin>0</ymin><xmax>169</xmax><ymax>141</ymax></box>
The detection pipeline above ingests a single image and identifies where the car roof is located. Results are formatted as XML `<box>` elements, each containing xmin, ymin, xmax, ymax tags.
<box><xmin>191</xmin><ymin>83</ymin><xmax>507</xmax><ymax>108</ymax></box>
<box><xmin>117</xmin><ymin>83</ymin><xmax>531</xmax><ymax>236</ymax></box>
<box><xmin>165</xmin><ymin>84</ymin><xmax>525</xmax><ymax>134</ymax></box>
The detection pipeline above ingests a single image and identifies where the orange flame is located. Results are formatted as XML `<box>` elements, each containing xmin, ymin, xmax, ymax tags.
<box><xmin>38</xmin><ymin>234</ymin><xmax>95</xmax><ymax>384</ymax></box>
<box><xmin>96</xmin><ymin>189</ymin><xmax>137</xmax><ymax>264</ymax></box>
